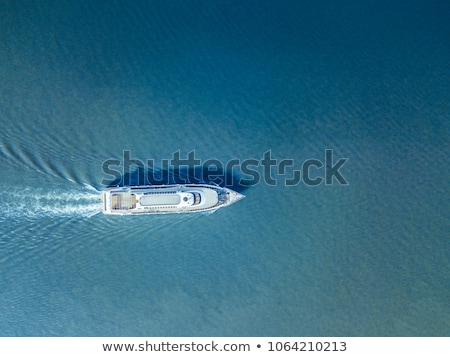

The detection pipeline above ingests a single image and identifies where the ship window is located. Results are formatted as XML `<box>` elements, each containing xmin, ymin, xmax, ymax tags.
<box><xmin>193</xmin><ymin>192</ymin><xmax>201</xmax><ymax>205</ymax></box>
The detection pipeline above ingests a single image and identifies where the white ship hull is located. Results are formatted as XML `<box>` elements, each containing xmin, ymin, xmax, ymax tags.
<box><xmin>101</xmin><ymin>184</ymin><xmax>244</xmax><ymax>215</ymax></box>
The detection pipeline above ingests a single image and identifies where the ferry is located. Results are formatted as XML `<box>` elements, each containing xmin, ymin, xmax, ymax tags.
<box><xmin>101</xmin><ymin>184</ymin><xmax>244</xmax><ymax>215</ymax></box>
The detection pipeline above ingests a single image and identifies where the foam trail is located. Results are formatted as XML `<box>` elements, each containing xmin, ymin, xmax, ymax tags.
<box><xmin>82</xmin><ymin>183</ymin><xmax>101</xmax><ymax>192</ymax></box>
<box><xmin>0</xmin><ymin>185</ymin><xmax>102</xmax><ymax>219</ymax></box>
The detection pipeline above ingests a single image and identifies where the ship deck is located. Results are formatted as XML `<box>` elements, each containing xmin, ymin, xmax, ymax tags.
<box><xmin>112</xmin><ymin>193</ymin><xmax>137</xmax><ymax>210</ymax></box>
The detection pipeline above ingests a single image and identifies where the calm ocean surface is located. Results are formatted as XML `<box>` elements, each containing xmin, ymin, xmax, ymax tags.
<box><xmin>0</xmin><ymin>0</ymin><xmax>448</xmax><ymax>336</ymax></box>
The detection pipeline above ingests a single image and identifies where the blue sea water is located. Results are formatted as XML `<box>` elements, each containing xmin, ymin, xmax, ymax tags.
<box><xmin>0</xmin><ymin>0</ymin><xmax>449</xmax><ymax>336</ymax></box>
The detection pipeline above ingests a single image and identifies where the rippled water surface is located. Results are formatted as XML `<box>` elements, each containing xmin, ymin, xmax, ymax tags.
<box><xmin>0</xmin><ymin>0</ymin><xmax>449</xmax><ymax>336</ymax></box>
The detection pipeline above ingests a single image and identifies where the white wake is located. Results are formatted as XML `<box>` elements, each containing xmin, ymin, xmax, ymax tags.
<box><xmin>0</xmin><ymin>185</ymin><xmax>102</xmax><ymax>219</ymax></box>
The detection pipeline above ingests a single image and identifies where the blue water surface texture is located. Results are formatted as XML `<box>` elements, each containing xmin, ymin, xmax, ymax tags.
<box><xmin>0</xmin><ymin>0</ymin><xmax>448</xmax><ymax>336</ymax></box>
